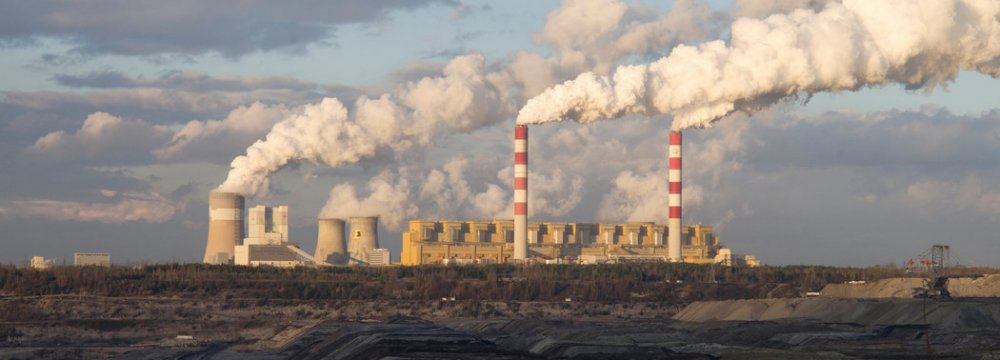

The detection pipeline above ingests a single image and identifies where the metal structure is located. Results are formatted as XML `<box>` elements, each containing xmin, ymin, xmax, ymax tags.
<box><xmin>315</xmin><ymin>218</ymin><xmax>348</xmax><ymax>265</ymax></box>
<box><xmin>667</xmin><ymin>130</ymin><xmax>683</xmax><ymax>262</ymax></box>
<box><xmin>514</xmin><ymin>125</ymin><xmax>528</xmax><ymax>261</ymax></box>
<box><xmin>906</xmin><ymin>244</ymin><xmax>951</xmax><ymax>276</ymax></box>
<box><xmin>204</xmin><ymin>191</ymin><xmax>245</xmax><ymax>264</ymax></box>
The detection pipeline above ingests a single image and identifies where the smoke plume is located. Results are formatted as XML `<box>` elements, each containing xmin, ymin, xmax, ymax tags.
<box><xmin>517</xmin><ymin>0</ymin><xmax>1000</xmax><ymax>129</ymax></box>
<box><xmin>216</xmin><ymin>54</ymin><xmax>510</xmax><ymax>196</ymax></box>
<box><xmin>318</xmin><ymin>171</ymin><xmax>417</xmax><ymax>230</ymax></box>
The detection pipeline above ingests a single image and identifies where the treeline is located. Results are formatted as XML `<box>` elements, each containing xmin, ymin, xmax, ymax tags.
<box><xmin>0</xmin><ymin>263</ymin><xmax>993</xmax><ymax>303</ymax></box>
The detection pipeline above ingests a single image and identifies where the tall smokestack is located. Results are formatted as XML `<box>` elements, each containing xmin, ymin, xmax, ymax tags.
<box><xmin>348</xmin><ymin>216</ymin><xmax>379</xmax><ymax>265</ymax></box>
<box><xmin>204</xmin><ymin>191</ymin><xmax>245</xmax><ymax>264</ymax></box>
<box><xmin>315</xmin><ymin>218</ymin><xmax>347</xmax><ymax>265</ymax></box>
<box><xmin>668</xmin><ymin>131</ymin><xmax>682</xmax><ymax>262</ymax></box>
<box><xmin>513</xmin><ymin>125</ymin><xmax>528</xmax><ymax>262</ymax></box>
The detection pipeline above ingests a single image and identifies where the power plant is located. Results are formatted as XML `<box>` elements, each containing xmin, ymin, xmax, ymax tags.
<box><xmin>202</xmin><ymin>125</ymin><xmax>757</xmax><ymax>267</ymax></box>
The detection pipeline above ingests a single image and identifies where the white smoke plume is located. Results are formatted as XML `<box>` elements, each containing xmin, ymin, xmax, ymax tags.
<box><xmin>517</xmin><ymin>0</ymin><xmax>1000</xmax><ymax>129</ymax></box>
<box><xmin>154</xmin><ymin>102</ymin><xmax>292</xmax><ymax>161</ymax></box>
<box><xmin>217</xmin><ymin>54</ymin><xmax>509</xmax><ymax>197</ymax></box>
<box><xmin>510</xmin><ymin>0</ymin><xmax>722</xmax><ymax>98</ymax></box>
<box><xmin>598</xmin><ymin>169</ymin><xmax>704</xmax><ymax>222</ymax></box>
<box><xmin>216</xmin><ymin>0</ymin><xmax>814</xmax><ymax>223</ymax></box>
<box><xmin>418</xmin><ymin>157</ymin><xmax>474</xmax><ymax>218</ymax></box>
<box><xmin>318</xmin><ymin>171</ymin><xmax>417</xmax><ymax>230</ymax></box>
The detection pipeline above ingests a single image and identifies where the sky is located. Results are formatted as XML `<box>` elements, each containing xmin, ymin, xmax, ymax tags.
<box><xmin>1</xmin><ymin>0</ymin><xmax>999</xmax><ymax>267</ymax></box>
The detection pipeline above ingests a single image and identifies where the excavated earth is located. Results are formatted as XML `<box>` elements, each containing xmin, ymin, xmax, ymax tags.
<box><xmin>5</xmin><ymin>276</ymin><xmax>1000</xmax><ymax>359</ymax></box>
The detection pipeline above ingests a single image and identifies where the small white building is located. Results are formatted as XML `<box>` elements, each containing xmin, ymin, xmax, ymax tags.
<box><xmin>30</xmin><ymin>256</ymin><xmax>51</xmax><ymax>269</ymax></box>
<box><xmin>235</xmin><ymin>244</ymin><xmax>302</xmax><ymax>268</ymax></box>
<box><xmin>365</xmin><ymin>248</ymin><xmax>391</xmax><ymax>266</ymax></box>
<box><xmin>74</xmin><ymin>253</ymin><xmax>110</xmax><ymax>267</ymax></box>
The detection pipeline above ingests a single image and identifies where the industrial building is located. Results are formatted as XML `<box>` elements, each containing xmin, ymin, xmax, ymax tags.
<box><xmin>30</xmin><ymin>256</ymin><xmax>51</xmax><ymax>269</ymax></box>
<box><xmin>202</xmin><ymin>192</ymin><xmax>389</xmax><ymax>267</ymax></box>
<box><xmin>74</xmin><ymin>252</ymin><xmax>111</xmax><ymax>267</ymax></box>
<box><xmin>234</xmin><ymin>204</ymin><xmax>310</xmax><ymax>267</ymax></box>
<box><xmin>400</xmin><ymin>220</ymin><xmax>739</xmax><ymax>265</ymax></box>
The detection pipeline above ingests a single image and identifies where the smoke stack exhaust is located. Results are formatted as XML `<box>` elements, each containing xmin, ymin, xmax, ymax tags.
<box><xmin>668</xmin><ymin>131</ymin><xmax>682</xmax><ymax>262</ymax></box>
<box><xmin>204</xmin><ymin>191</ymin><xmax>245</xmax><ymax>264</ymax></box>
<box><xmin>514</xmin><ymin>125</ymin><xmax>528</xmax><ymax>261</ymax></box>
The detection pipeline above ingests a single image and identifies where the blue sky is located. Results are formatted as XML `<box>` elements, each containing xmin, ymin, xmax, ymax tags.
<box><xmin>1</xmin><ymin>0</ymin><xmax>999</xmax><ymax>267</ymax></box>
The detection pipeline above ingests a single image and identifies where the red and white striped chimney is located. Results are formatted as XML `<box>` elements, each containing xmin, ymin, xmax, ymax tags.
<box><xmin>668</xmin><ymin>130</ymin><xmax>682</xmax><ymax>262</ymax></box>
<box><xmin>514</xmin><ymin>125</ymin><xmax>528</xmax><ymax>261</ymax></box>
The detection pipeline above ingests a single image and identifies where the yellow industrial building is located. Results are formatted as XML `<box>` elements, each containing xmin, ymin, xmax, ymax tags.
<box><xmin>401</xmin><ymin>220</ymin><xmax>725</xmax><ymax>265</ymax></box>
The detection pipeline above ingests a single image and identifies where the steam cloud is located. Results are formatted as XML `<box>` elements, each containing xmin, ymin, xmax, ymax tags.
<box><xmin>517</xmin><ymin>0</ymin><xmax>1000</xmax><ymax>129</ymax></box>
<box><xmin>213</xmin><ymin>0</ymin><xmax>824</xmax><ymax>226</ymax></box>
<box><xmin>216</xmin><ymin>54</ymin><xmax>510</xmax><ymax>196</ymax></box>
<box><xmin>318</xmin><ymin>171</ymin><xmax>418</xmax><ymax>230</ymax></box>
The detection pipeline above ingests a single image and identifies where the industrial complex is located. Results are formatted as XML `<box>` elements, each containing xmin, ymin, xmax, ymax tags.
<box><xmin>401</xmin><ymin>220</ymin><xmax>758</xmax><ymax>265</ymax></box>
<box><xmin>201</xmin><ymin>126</ymin><xmax>758</xmax><ymax>267</ymax></box>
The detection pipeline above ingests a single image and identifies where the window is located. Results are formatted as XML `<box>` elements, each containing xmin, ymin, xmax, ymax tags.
<box><xmin>504</xmin><ymin>230</ymin><xmax>513</xmax><ymax>243</ymax></box>
<box><xmin>423</xmin><ymin>228</ymin><xmax>435</xmax><ymax>241</ymax></box>
<box><xmin>478</xmin><ymin>230</ymin><xmax>490</xmax><ymax>242</ymax></box>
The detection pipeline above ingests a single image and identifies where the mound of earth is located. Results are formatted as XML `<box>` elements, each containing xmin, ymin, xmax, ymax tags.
<box><xmin>672</xmin><ymin>298</ymin><xmax>1000</xmax><ymax>329</ymax></box>
<box><xmin>819</xmin><ymin>278</ymin><xmax>925</xmax><ymax>298</ymax></box>
<box><xmin>947</xmin><ymin>274</ymin><xmax>1000</xmax><ymax>298</ymax></box>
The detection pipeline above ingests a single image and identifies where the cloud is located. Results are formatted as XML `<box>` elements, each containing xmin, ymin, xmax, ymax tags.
<box><xmin>732</xmin><ymin>0</ymin><xmax>835</xmax><ymax>19</ymax></box>
<box><xmin>902</xmin><ymin>175</ymin><xmax>1000</xmax><ymax>219</ymax></box>
<box><xmin>0</xmin><ymin>1</ymin><xmax>453</xmax><ymax>58</ymax></box>
<box><xmin>3</xmin><ymin>191</ymin><xmax>177</xmax><ymax>224</ymax></box>
<box><xmin>53</xmin><ymin>70</ymin><xmax>321</xmax><ymax>92</ymax></box>
<box><xmin>26</xmin><ymin>112</ymin><xmax>170</xmax><ymax>164</ymax></box>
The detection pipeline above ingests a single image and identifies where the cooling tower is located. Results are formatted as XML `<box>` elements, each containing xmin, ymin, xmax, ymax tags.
<box><xmin>315</xmin><ymin>218</ymin><xmax>347</xmax><ymax>265</ymax></box>
<box><xmin>513</xmin><ymin>125</ymin><xmax>528</xmax><ymax>261</ymax></box>
<box><xmin>668</xmin><ymin>131</ymin><xmax>682</xmax><ymax>262</ymax></box>
<box><xmin>204</xmin><ymin>191</ymin><xmax>245</xmax><ymax>264</ymax></box>
<box><xmin>348</xmin><ymin>216</ymin><xmax>379</xmax><ymax>265</ymax></box>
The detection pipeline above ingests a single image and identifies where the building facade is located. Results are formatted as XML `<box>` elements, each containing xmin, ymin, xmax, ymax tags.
<box><xmin>74</xmin><ymin>252</ymin><xmax>111</xmax><ymax>267</ymax></box>
<box><xmin>401</xmin><ymin>220</ymin><xmax>726</xmax><ymax>265</ymax></box>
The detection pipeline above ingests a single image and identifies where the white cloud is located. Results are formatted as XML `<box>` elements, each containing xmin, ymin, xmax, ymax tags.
<box><xmin>4</xmin><ymin>191</ymin><xmax>177</xmax><ymax>224</ymax></box>
<box><xmin>26</xmin><ymin>112</ymin><xmax>170</xmax><ymax>163</ymax></box>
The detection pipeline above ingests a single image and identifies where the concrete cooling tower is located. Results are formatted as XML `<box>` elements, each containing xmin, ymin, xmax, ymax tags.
<box><xmin>315</xmin><ymin>218</ymin><xmax>348</xmax><ymax>265</ymax></box>
<box><xmin>204</xmin><ymin>191</ymin><xmax>245</xmax><ymax>264</ymax></box>
<box><xmin>348</xmin><ymin>217</ymin><xmax>378</xmax><ymax>265</ymax></box>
